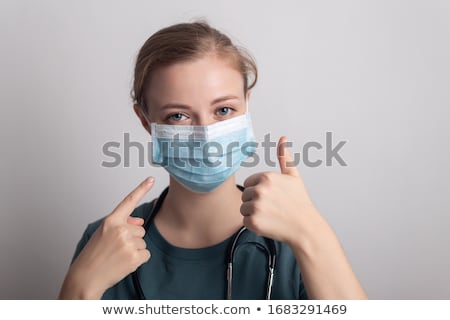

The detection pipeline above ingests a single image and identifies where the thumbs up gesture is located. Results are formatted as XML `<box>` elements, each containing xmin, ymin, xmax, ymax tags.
<box><xmin>59</xmin><ymin>177</ymin><xmax>154</xmax><ymax>299</ymax></box>
<box><xmin>241</xmin><ymin>137</ymin><xmax>318</xmax><ymax>245</ymax></box>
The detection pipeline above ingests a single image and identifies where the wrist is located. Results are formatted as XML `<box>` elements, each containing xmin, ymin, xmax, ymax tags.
<box><xmin>59</xmin><ymin>267</ymin><xmax>105</xmax><ymax>300</ymax></box>
<box><xmin>285</xmin><ymin>206</ymin><xmax>333</xmax><ymax>256</ymax></box>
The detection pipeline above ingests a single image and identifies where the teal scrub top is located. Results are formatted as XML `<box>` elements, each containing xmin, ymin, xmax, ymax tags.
<box><xmin>72</xmin><ymin>199</ymin><xmax>309</xmax><ymax>300</ymax></box>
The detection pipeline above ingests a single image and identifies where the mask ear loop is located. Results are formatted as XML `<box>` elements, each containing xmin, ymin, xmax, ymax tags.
<box><xmin>244</xmin><ymin>98</ymin><xmax>251</xmax><ymax>121</ymax></box>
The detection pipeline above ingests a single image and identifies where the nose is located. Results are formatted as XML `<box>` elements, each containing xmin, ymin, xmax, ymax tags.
<box><xmin>193</xmin><ymin>112</ymin><xmax>216</xmax><ymax>126</ymax></box>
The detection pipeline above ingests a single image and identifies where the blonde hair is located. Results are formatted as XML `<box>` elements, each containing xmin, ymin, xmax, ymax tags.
<box><xmin>130</xmin><ymin>21</ymin><xmax>258</xmax><ymax>111</ymax></box>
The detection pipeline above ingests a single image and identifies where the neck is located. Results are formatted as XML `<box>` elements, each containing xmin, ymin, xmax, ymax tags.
<box><xmin>154</xmin><ymin>175</ymin><xmax>244</xmax><ymax>248</ymax></box>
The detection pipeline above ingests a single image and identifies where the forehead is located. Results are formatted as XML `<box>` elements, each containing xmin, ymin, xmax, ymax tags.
<box><xmin>145</xmin><ymin>55</ymin><xmax>244</xmax><ymax>107</ymax></box>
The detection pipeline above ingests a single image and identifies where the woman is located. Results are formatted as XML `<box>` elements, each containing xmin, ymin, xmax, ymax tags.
<box><xmin>58</xmin><ymin>21</ymin><xmax>367</xmax><ymax>300</ymax></box>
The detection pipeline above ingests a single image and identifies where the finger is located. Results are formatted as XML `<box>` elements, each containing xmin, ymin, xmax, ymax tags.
<box><xmin>131</xmin><ymin>237</ymin><xmax>147</xmax><ymax>250</ymax></box>
<box><xmin>111</xmin><ymin>177</ymin><xmax>155</xmax><ymax>221</ymax></box>
<box><xmin>277</xmin><ymin>136</ymin><xmax>299</xmax><ymax>177</ymax></box>
<box><xmin>242</xmin><ymin>216</ymin><xmax>261</xmax><ymax>236</ymax></box>
<box><xmin>240</xmin><ymin>201</ymin><xmax>255</xmax><ymax>216</ymax></box>
<box><xmin>128</xmin><ymin>224</ymin><xmax>146</xmax><ymax>238</ymax></box>
<box><xmin>243</xmin><ymin>173</ymin><xmax>264</xmax><ymax>188</ymax></box>
<box><xmin>127</xmin><ymin>216</ymin><xmax>144</xmax><ymax>226</ymax></box>
<box><xmin>138</xmin><ymin>249</ymin><xmax>151</xmax><ymax>265</ymax></box>
<box><xmin>241</xmin><ymin>186</ymin><xmax>256</xmax><ymax>202</ymax></box>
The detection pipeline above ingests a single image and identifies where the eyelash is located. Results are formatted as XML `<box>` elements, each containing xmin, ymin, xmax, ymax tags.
<box><xmin>166</xmin><ymin>106</ymin><xmax>235</xmax><ymax>122</ymax></box>
<box><xmin>216</xmin><ymin>106</ymin><xmax>233</xmax><ymax>116</ymax></box>
<box><xmin>167</xmin><ymin>113</ymin><xmax>187</xmax><ymax>122</ymax></box>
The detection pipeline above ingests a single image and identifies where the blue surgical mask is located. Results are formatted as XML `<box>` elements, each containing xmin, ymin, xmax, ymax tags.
<box><xmin>148</xmin><ymin>103</ymin><xmax>256</xmax><ymax>193</ymax></box>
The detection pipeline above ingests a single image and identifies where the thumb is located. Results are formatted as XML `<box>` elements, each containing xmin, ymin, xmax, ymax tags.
<box><xmin>277</xmin><ymin>136</ymin><xmax>299</xmax><ymax>177</ymax></box>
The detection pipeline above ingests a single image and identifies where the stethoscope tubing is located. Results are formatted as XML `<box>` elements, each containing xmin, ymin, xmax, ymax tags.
<box><xmin>132</xmin><ymin>186</ymin><xmax>276</xmax><ymax>300</ymax></box>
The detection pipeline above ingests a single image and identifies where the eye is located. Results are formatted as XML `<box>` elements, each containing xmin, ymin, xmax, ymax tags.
<box><xmin>167</xmin><ymin>113</ymin><xmax>187</xmax><ymax>122</ymax></box>
<box><xmin>216</xmin><ymin>106</ymin><xmax>232</xmax><ymax>117</ymax></box>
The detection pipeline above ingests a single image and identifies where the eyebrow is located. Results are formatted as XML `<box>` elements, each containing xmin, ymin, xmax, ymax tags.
<box><xmin>160</xmin><ymin>95</ymin><xmax>240</xmax><ymax>110</ymax></box>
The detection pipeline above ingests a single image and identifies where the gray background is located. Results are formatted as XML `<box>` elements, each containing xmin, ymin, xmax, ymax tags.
<box><xmin>0</xmin><ymin>0</ymin><xmax>449</xmax><ymax>299</ymax></box>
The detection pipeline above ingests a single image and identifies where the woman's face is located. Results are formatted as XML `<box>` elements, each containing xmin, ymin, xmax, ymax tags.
<box><xmin>136</xmin><ymin>54</ymin><xmax>249</xmax><ymax>131</ymax></box>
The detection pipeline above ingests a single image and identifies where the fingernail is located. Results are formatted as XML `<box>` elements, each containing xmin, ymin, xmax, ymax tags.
<box><xmin>146</xmin><ymin>177</ymin><xmax>155</xmax><ymax>184</ymax></box>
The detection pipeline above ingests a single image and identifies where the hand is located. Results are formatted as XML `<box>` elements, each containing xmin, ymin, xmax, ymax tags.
<box><xmin>242</xmin><ymin>140</ymin><xmax>368</xmax><ymax>299</ymax></box>
<box><xmin>59</xmin><ymin>177</ymin><xmax>154</xmax><ymax>299</ymax></box>
<box><xmin>240</xmin><ymin>136</ymin><xmax>317</xmax><ymax>245</ymax></box>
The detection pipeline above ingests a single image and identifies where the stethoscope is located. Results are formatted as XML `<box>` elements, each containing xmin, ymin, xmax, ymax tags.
<box><xmin>132</xmin><ymin>186</ymin><xmax>277</xmax><ymax>300</ymax></box>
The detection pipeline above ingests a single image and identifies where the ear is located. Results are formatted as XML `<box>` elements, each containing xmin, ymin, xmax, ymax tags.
<box><xmin>133</xmin><ymin>104</ymin><xmax>152</xmax><ymax>135</ymax></box>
